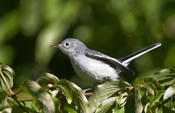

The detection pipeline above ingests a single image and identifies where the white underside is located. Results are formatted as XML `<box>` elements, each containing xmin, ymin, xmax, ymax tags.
<box><xmin>70</xmin><ymin>55</ymin><xmax>119</xmax><ymax>83</ymax></box>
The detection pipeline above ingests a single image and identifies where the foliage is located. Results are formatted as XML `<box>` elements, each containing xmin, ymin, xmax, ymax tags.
<box><xmin>0</xmin><ymin>0</ymin><xmax>175</xmax><ymax>85</ymax></box>
<box><xmin>0</xmin><ymin>0</ymin><xmax>175</xmax><ymax>112</ymax></box>
<box><xmin>1</xmin><ymin>64</ymin><xmax>175</xmax><ymax>113</ymax></box>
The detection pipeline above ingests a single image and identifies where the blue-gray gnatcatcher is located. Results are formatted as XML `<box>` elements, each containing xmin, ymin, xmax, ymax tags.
<box><xmin>51</xmin><ymin>38</ymin><xmax>161</xmax><ymax>86</ymax></box>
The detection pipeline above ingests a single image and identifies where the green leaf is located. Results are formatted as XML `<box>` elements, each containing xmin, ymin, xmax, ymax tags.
<box><xmin>95</xmin><ymin>97</ymin><xmax>117</xmax><ymax>113</ymax></box>
<box><xmin>113</xmin><ymin>106</ymin><xmax>125</xmax><ymax>113</ymax></box>
<box><xmin>135</xmin><ymin>87</ymin><xmax>143</xmax><ymax>113</ymax></box>
<box><xmin>58</xmin><ymin>79</ymin><xmax>91</xmax><ymax>113</ymax></box>
<box><xmin>11</xmin><ymin>104</ymin><xmax>26</xmax><ymax>113</ymax></box>
<box><xmin>163</xmin><ymin>86</ymin><xmax>175</xmax><ymax>100</ymax></box>
<box><xmin>52</xmin><ymin>97</ymin><xmax>61</xmax><ymax>113</ymax></box>
<box><xmin>88</xmin><ymin>80</ymin><xmax>131</xmax><ymax>112</ymax></box>
<box><xmin>57</xmin><ymin>85</ymin><xmax>72</xmax><ymax>104</ymax></box>
<box><xmin>150</xmin><ymin>90</ymin><xmax>164</xmax><ymax>107</ymax></box>
<box><xmin>0</xmin><ymin>64</ymin><xmax>15</xmax><ymax>93</ymax></box>
<box><xmin>0</xmin><ymin>89</ymin><xmax>8</xmax><ymax>102</ymax></box>
<box><xmin>64</xmin><ymin>105</ymin><xmax>78</xmax><ymax>113</ymax></box>
<box><xmin>20</xmin><ymin>80</ymin><xmax>55</xmax><ymax>113</ymax></box>
<box><xmin>115</xmin><ymin>92</ymin><xmax>128</xmax><ymax>108</ymax></box>
<box><xmin>38</xmin><ymin>72</ymin><xmax>59</xmax><ymax>86</ymax></box>
<box><xmin>156</xmin><ymin>107</ymin><xmax>163</xmax><ymax>113</ymax></box>
<box><xmin>153</xmin><ymin>68</ymin><xmax>175</xmax><ymax>86</ymax></box>
<box><xmin>0</xmin><ymin>89</ymin><xmax>9</xmax><ymax>112</ymax></box>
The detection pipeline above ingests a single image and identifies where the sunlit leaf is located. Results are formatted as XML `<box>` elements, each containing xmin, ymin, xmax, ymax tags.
<box><xmin>0</xmin><ymin>64</ymin><xmax>15</xmax><ymax>93</ymax></box>
<box><xmin>163</xmin><ymin>86</ymin><xmax>175</xmax><ymax>100</ymax></box>
<box><xmin>135</xmin><ymin>88</ymin><xmax>143</xmax><ymax>113</ymax></box>
<box><xmin>0</xmin><ymin>89</ymin><xmax>8</xmax><ymax>102</ymax></box>
<box><xmin>0</xmin><ymin>89</ymin><xmax>9</xmax><ymax>112</ymax></box>
<box><xmin>57</xmin><ymin>85</ymin><xmax>72</xmax><ymax>104</ymax></box>
<box><xmin>20</xmin><ymin>80</ymin><xmax>55</xmax><ymax>113</ymax></box>
<box><xmin>95</xmin><ymin>97</ymin><xmax>117</xmax><ymax>113</ymax></box>
<box><xmin>113</xmin><ymin>106</ymin><xmax>125</xmax><ymax>113</ymax></box>
<box><xmin>114</xmin><ymin>92</ymin><xmax>128</xmax><ymax>109</ymax></box>
<box><xmin>64</xmin><ymin>105</ymin><xmax>78</xmax><ymax>113</ymax></box>
<box><xmin>135</xmin><ymin>78</ymin><xmax>155</xmax><ymax>96</ymax></box>
<box><xmin>52</xmin><ymin>97</ymin><xmax>61</xmax><ymax>113</ymax></box>
<box><xmin>58</xmin><ymin>79</ymin><xmax>91</xmax><ymax>113</ymax></box>
<box><xmin>37</xmin><ymin>72</ymin><xmax>59</xmax><ymax>86</ymax></box>
<box><xmin>144</xmin><ymin>103</ymin><xmax>150</xmax><ymax>113</ymax></box>
<box><xmin>150</xmin><ymin>90</ymin><xmax>164</xmax><ymax>107</ymax></box>
<box><xmin>156</xmin><ymin>107</ymin><xmax>163</xmax><ymax>113</ymax></box>
<box><xmin>153</xmin><ymin>68</ymin><xmax>175</xmax><ymax>86</ymax></box>
<box><xmin>89</xmin><ymin>80</ymin><xmax>131</xmax><ymax>112</ymax></box>
<box><xmin>0</xmin><ymin>107</ymin><xmax>11</xmax><ymax>113</ymax></box>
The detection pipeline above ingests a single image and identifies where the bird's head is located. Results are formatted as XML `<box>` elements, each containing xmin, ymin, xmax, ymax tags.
<box><xmin>51</xmin><ymin>38</ymin><xmax>87</xmax><ymax>57</ymax></box>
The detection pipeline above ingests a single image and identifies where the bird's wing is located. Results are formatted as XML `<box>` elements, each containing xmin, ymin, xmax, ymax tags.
<box><xmin>85</xmin><ymin>49</ymin><xmax>134</xmax><ymax>74</ymax></box>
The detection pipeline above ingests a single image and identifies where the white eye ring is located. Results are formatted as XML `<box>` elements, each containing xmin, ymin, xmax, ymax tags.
<box><xmin>65</xmin><ymin>42</ymin><xmax>70</xmax><ymax>46</ymax></box>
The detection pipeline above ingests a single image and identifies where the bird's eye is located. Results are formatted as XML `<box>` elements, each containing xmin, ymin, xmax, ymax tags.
<box><xmin>65</xmin><ymin>42</ymin><xmax>70</xmax><ymax>47</ymax></box>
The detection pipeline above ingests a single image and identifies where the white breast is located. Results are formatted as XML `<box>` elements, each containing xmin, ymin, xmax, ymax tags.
<box><xmin>70</xmin><ymin>55</ymin><xmax>119</xmax><ymax>82</ymax></box>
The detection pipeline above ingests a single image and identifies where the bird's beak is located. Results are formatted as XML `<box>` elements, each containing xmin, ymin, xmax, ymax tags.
<box><xmin>50</xmin><ymin>44</ymin><xmax>63</xmax><ymax>48</ymax></box>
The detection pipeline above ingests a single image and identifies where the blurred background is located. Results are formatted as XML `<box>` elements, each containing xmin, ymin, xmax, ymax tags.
<box><xmin>0</xmin><ymin>0</ymin><xmax>175</xmax><ymax>87</ymax></box>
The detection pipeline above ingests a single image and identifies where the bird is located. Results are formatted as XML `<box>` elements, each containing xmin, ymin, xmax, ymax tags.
<box><xmin>51</xmin><ymin>38</ymin><xmax>161</xmax><ymax>87</ymax></box>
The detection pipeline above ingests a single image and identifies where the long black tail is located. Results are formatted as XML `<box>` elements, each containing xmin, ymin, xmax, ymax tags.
<box><xmin>119</xmin><ymin>43</ymin><xmax>161</xmax><ymax>66</ymax></box>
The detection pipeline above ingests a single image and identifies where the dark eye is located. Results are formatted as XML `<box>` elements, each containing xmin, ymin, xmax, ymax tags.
<box><xmin>65</xmin><ymin>42</ymin><xmax>70</xmax><ymax>46</ymax></box>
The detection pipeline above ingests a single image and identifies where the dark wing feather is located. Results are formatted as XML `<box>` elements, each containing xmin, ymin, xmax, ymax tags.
<box><xmin>85</xmin><ymin>49</ymin><xmax>134</xmax><ymax>74</ymax></box>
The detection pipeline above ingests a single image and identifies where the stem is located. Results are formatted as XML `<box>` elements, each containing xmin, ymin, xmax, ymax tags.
<box><xmin>0</xmin><ymin>67</ymin><xmax>14</xmax><ymax>95</ymax></box>
<box><xmin>17</xmin><ymin>98</ymin><xmax>33</xmax><ymax>102</ymax></box>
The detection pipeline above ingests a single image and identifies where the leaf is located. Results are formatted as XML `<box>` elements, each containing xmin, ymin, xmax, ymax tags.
<box><xmin>64</xmin><ymin>105</ymin><xmax>78</xmax><ymax>113</ymax></box>
<box><xmin>0</xmin><ymin>89</ymin><xmax>9</xmax><ymax>112</ymax></box>
<box><xmin>144</xmin><ymin>78</ymin><xmax>162</xmax><ymax>90</ymax></box>
<box><xmin>0</xmin><ymin>64</ymin><xmax>15</xmax><ymax>93</ymax></box>
<box><xmin>11</xmin><ymin>104</ymin><xmax>26</xmax><ymax>113</ymax></box>
<box><xmin>57</xmin><ymin>85</ymin><xmax>72</xmax><ymax>104</ymax></box>
<box><xmin>144</xmin><ymin>103</ymin><xmax>150</xmax><ymax>113</ymax></box>
<box><xmin>58</xmin><ymin>79</ymin><xmax>91</xmax><ymax>113</ymax></box>
<box><xmin>153</xmin><ymin>68</ymin><xmax>175</xmax><ymax>86</ymax></box>
<box><xmin>156</xmin><ymin>107</ymin><xmax>163</xmax><ymax>113</ymax></box>
<box><xmin>0</xmin><ymin>89</ymin><xmax>8</xmax><ymax>102</ymax></box>
<box><xmin>135</xmin><ymin>88</ymin><xmax>143</xmax><ymax>113</ymax></box>
<box><xmin>150</xmin><ymin>90</ymin><xmax>164</xmax><ymax>107</ymax></box>
<box><xmin>115</xmin><ymin>92</ymin><xmax>128</xmax><ymax>108</ymax></box>
<box><xmin>38</xmin><ymin>72</ymin><xmax>59</xmax><ymax>86</ymax></box>
<box><xmin>135</xmin><ymin>78</ymin><xmax>155</xmax><ymax>97</ymax></box>
<box><xmin>163</xmin><ymin>86</ymin><xmax>175</xmax><ymax>100</ymax></box>
<box><xmin>52</xmin><ymin>97</ymin><xmax>61</xmax><ymax>113</ymax></box>
<box><xmin>20</xmin><ymin>80</ymin><xmax>55</xmax><ymax>113</ymax></box>
<box><xmin>95</xmin><ymin>97</ymin><xmax>117</xmax><ymax>113</ymax></box>
<box><xmin>113</xmin><ymin>106</ymin><xmax>125</xmax><ymax>113</ymax></box>
<box><xmin>88</xmin><ymin>80</ymin><xmax>131</xmax><ymax>112</ymax></box>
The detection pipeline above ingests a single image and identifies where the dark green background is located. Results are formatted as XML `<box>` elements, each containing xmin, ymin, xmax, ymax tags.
<box><xmin>0</xmin><ymin>0</ymin><xmax>175</xmax><ymax>86</ymax></box>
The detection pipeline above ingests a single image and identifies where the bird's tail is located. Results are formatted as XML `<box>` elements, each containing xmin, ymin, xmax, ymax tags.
<box><xmin>119</xmin><ymin>43</ymin><xmax>161</xmax><ymax>66</ymax></box>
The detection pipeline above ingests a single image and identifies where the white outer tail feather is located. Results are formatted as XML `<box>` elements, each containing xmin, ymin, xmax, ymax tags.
<box><xmin>120</xmin><ymin>43</ymin><xmax>161</xmax><ymax>66</ymax></box>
